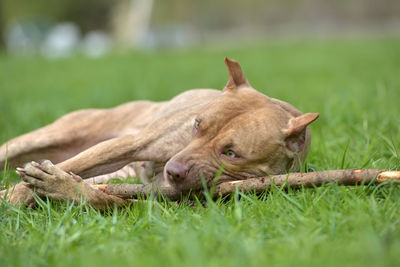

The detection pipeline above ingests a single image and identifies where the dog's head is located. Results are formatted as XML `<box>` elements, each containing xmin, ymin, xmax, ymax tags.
<box><xmin>164</xmin><ymin>58</ymin><xmax>319</xmax><ymax>192</ymax></box>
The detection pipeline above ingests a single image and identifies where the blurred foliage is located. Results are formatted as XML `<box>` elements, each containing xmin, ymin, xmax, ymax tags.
<box><xmin>1</xmin><ymin>0</ymin><xmax>113</xmax><ymax>32</ymax></box>
<box><xmin>152</xmin><ymin>0</ymin><xmax>400</xmax><ymax>33</ymax></box>
<box><xmin>2</xmin><ymin>0</ymin><xmax>400</xmax><ymax>32</ymax></box>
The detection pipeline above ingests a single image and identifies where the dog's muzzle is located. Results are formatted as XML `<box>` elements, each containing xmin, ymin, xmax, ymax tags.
<box><xmin>165</xmin><ymin>161</ymin><xmax>191</xmax><ymax>182</ymax></box>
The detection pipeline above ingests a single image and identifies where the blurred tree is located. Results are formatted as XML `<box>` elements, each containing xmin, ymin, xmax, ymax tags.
<box><xmin>111</xmin><ymin>0</ymin><xmax>154</xmax><ymax>47</ymax></box>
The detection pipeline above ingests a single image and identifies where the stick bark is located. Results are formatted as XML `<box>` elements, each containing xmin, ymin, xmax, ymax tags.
<box><xmin>92</xmin><ymin>169</ymin><xmax>400</xmax><ymax>200</ymax></box>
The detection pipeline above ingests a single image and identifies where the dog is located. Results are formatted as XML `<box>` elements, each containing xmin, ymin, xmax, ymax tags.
<box><xmin>0</xmin><ymin>58</ymin><xmax>319</xmax><ymax>209</ymax></box>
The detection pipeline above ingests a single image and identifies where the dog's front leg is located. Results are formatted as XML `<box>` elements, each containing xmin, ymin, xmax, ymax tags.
<box><xmin>56</xmin><ymin>123</ymin><xmax>187</xmax><ymax>178</ymax></box>
<box><xmin>55</xmin><ymin>137</ymin><xmax>148</xmax><ymax>178</ymax></box>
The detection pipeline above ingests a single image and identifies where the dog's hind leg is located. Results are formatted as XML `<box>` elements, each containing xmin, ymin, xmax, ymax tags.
<box><xmin>0</xmin><ymin>109</ymin><xmax>117</xmax><ymax>170</ymax></box>
<box><xmin>0</xmin><ymin>100</ymin><xmax>160</xmax><ymax>171</ymax></box>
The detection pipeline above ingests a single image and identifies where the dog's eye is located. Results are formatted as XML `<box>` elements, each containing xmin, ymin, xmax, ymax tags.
<box><xmin>194</xmin><ymin>119</ymin><xmax>200</xmax><ymax>129</ymax></box>
<box><xmin>223</xmin><ymin>149</ymin><xmax>237</xmax><ymax>158</ymax></box>
<box><xmin>226</xmin><ymin>150</ymin><xmax>236</xmax><ymax>158</ymax></box>
<box><xmin>192</xmin><ymin>119</ymin><xmax>201</xmax><ymax>136</ymax></box>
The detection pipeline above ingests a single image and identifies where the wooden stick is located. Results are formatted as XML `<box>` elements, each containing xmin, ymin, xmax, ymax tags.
<box><xmin>93</xmin><ymin>183</ymin><xmax>182</xmax><ymax>200</ymax></box>
<box><xmin>92</xmin><ymin>169</ymin><xmax>400</xmax><ymax>200</ymax></box>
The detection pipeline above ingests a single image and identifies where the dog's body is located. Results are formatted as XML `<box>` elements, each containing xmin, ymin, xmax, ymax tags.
<box><xmin>0</xmin><ymin>58</ymin><xmax>318</xmax><ymax>209</ymax></box>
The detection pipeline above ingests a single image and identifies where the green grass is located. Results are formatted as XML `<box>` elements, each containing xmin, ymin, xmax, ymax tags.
<box><xmin>1</xmin><ymin>37</ymin><xmax>400</xmax><ymax>267</ymax></box>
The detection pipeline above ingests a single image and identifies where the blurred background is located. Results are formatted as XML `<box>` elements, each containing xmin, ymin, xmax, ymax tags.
<box><xmin>0</xmin><ymin>0</ymin><xmax>399</xmax><ymax>56</ymax></box>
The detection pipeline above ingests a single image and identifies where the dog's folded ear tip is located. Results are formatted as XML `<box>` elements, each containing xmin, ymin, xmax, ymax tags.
<box><xmin>285</xmin><ymin>112</ymin><xmax>320</xmax><ymax>137</ymax></box>
<box><xmin>307</xmin><ymin>113</ymin><xmax>320</xmax><ymax>120</ymax></box>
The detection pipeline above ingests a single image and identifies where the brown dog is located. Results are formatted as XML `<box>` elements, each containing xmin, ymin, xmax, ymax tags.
<box><xmin>0</xmin><ymin>58</ymin><xmax>318</xmax><ymax>209</ymax></box>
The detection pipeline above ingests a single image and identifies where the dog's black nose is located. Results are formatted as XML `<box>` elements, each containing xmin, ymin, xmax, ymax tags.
<box><xmin>166</xmin><ymin>161</ymin><xmax>189</xmax><ymax>182</ymax></box>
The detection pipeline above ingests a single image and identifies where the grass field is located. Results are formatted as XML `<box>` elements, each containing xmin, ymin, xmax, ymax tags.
<box><xmin>0</xmin><ymin>38</ymin><xmax>400</xmax><ymax>267</ymax></box>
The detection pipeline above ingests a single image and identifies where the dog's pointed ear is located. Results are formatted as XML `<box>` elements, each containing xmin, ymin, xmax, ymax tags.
<box><xmin>223</xmin><ymin>57</ymin><xmax>250</xmax><ymax>91</ymax></box>
<box><xmin>283</xmin><ymin>113</ymin><xmax>319</xmax><ymax>152</ymax></box>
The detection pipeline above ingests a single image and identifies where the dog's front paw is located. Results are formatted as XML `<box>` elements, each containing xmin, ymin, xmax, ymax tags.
<box><xmin>17</xmin><ymin>160</ymin><xmax>83</xmax><ymax>201</ymax></box>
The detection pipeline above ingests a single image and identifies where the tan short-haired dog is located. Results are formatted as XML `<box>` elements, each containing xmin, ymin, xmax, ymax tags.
<box><xmin>0</xmin><ymin>58</ymin><xmax>318</xmax><ymax>209</ymax></box>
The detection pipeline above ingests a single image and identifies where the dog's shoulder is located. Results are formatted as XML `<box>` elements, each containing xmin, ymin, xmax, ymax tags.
<box><xmin>170</xmin><ymin>89</ymin><xmax>221</xmax><ymax>103</ymax></box>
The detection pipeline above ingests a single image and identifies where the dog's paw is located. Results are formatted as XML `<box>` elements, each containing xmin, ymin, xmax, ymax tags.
<box><xmin>17</xmin><ymin>160</ymin><xmax>83</xmax><ymax>201</ymax></box>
